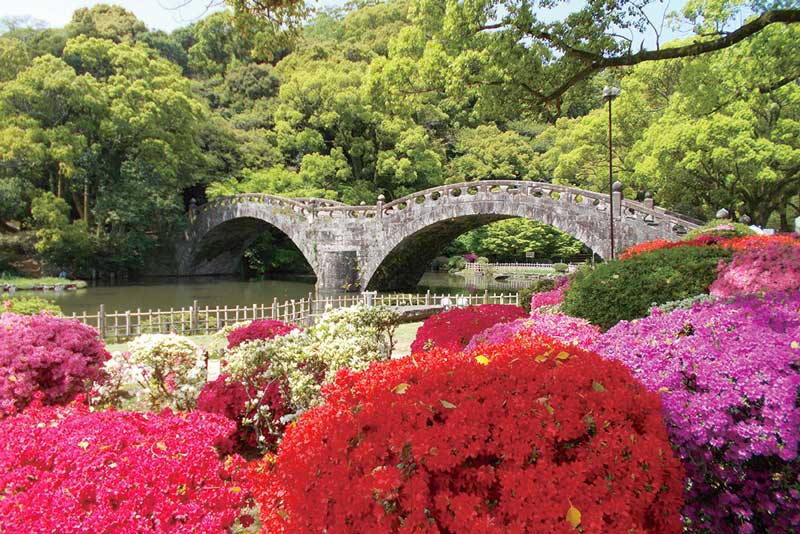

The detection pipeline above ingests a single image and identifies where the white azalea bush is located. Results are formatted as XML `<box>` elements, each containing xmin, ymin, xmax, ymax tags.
<box><xmin>222</xmin><ymin>305</ymin><xmax>399</xmax><ymax>450</ymax></box>
<box><xmin>93</xmin><ymin>334</ymin><xmax>206</xmax><ymax>411</ymax></box>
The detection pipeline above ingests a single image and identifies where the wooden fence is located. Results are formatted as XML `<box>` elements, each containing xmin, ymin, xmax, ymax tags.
<box><xmin>463</xmin><ymin>262</ymin><xmax>581</xmax><ymax>274</ymax></box>
<box><xmin>69</xmin><ymin>291</ymin><xmax>521</xmax><ymax>341</ymax></box>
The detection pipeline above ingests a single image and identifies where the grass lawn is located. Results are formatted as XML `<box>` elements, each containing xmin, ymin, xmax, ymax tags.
<box><xmin>393</xmin><ymin>321</ymin><xmax>421</xmax><ymax>358</ymax></box>
<box><xmin>1</xmin><ymin>276</ymin><xmax>88</xmax><ymax>290</ymax></box>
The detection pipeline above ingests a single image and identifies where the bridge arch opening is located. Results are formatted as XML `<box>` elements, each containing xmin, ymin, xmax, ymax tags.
<box><xmin>188</xmin><ymin>216</ymin><xmax>316</xmax><ymax>280</ymax></box>
<box><xmin>365</xmin><ymin>216</ymin><xmax>593</xmax><ymax>292</ymax></box>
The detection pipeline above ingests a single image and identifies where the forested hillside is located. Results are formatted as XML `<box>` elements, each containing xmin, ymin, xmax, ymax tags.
<box><xmin>1</xmin><ymin>1</ymin><xmax>797</xmax><ymax>276</ymax></box>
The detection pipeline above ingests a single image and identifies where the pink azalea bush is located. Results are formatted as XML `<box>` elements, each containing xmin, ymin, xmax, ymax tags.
<box><xmin>0</xmin><ymin>313</ymin><xmax>110</xmax><ymax>417</ymax></box>
<box><xmin>593</xmin><ymin>292</ymin><xmax>800</xmax><ymax>533</ymax></box>
<box><xmin>0</xmin><ymin>397</ymin><xmax>254</xmax><ymax>532</ymax></box>
<box><xmin>465</xmin><ymin>311</ymin><xmax>600</xmax><ymax>352</ymax></box>
<box><xmin>227</xmin><ymin>319</ymin><xmax>298</xmax><ymax>349</ymax></box>
<box><xmin>710</xmin><ymin>240</ymin><xmax>800</xmax><ymax>297</ymax></box>
<box><xmin>529</xmin><ymin>276</ymin><xmax>570</xmax><ymax>311</ymax></box>
<box><xmin>410</xmin><ymin>304</ymin><xmax>527</xmax><ymax>353</ymax></box>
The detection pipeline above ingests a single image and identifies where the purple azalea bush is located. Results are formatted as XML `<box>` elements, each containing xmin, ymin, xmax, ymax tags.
<box><xmin>465</xmin><ymin>311</ymin><xmax>601</xmax><ymax>352</ymax></box>
<box><xmin>593</xmin><ymin>292</ymin><xmax>800</xmax><ymax>533</ymax></box>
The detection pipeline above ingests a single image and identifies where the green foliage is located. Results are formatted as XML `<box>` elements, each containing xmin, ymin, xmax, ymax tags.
<box><xmin>1</xmin><ymin>295</ymin><xmax>62</xmax><ymax>316</ymax></box>
<box><xmin>447</xmin><ymin>219</ymin><xmax>585</xmax><ymax>262</ymax></box>
<box><xmin>685</xmin><ymin>219</ymin><xmax>757</xmax><ymax>239</ymax></box>
<box><xmin>67</xmin><ymin>4</ymin><xmax>147</xmax><ymax>43</ymax></box>
<box><xmin>553</xmin><ymin>263</ymin><xmax>568</xmax><ymax>273</ymax></box>
<box><xmin>31</xmin><ymin>193</ymin><xmax>92</xmax><ymax>275</ymax></box>
<box><xmin>562</xmin><ymin>247</ymin><xmax>732</xmax><ymax>330</ymax></box>
<box><xmin>517</xmin><ymin>277</ymin><xmax>556</xmax><ymax>313</ymax></box>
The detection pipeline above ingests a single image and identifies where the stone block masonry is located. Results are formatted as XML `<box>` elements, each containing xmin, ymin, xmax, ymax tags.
<box><xmin>177</xmin><ymin>181</ymin><xmax>701</xmax><ymax>292</ymax></box>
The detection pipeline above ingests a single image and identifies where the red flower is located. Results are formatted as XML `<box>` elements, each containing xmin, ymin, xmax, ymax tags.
<box><xmin>253</xmin><ymin>336</ymin><xmax>684</xmax><ymax>533</ymax></box>
<box><xmin>410</xmin><ymin>304</ymin><xmax>526</xmax><ymax>353</ymax></box>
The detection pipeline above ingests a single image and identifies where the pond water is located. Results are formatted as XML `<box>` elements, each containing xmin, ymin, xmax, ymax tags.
<box><xmin>43</xmin><ymin>272</ymin><xmax>532</xmax><ymax>316</ymax></box>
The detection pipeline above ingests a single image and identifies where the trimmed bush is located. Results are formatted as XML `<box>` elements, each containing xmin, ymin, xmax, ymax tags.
<box><xmin>553</xmin><ymin>262</ymin><xmax>568</xmax><ymax>273</ymax></box>
<box><xmin>0</xmin><ymin>399</ymin><xmax>254</xmax><ymax>532</ymax></box>
<box><xmin>684</xmin><ymin>219</ymin><xmax>756</xmax><ymax>239</ymax></box>
<box><xmin>593</xmin><ymin>292</ymin><xmax>800</xmax><ymax>532</ymax></box>
<box><xmin>0</xmin><ymin>313</ymin><xmax>109</xmax><ymax>416</ymax></box>
<box><xmin>562</xmin><ymin>246</ymin><xmax>731</xmax><ymax>329</ymax></box>
<box><xmin>253</xmin><ymin>337</ymin><xmax>684</xmax><ymax>533</ymax></box>
<box><xmin>1</xmin><ymin>295</ymin><xmax>61</xmax><ymax>315</ymax></box>
<box><xmin>410</xmin><ymin>304</ymin><xmax>527</xmax><ymax>353</ymax></box>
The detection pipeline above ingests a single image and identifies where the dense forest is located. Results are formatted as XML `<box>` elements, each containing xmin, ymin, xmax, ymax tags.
<box><xmin>0</xmin><ymin>1</ymin><xmax>798</xmax><ymax>277</ymax></box>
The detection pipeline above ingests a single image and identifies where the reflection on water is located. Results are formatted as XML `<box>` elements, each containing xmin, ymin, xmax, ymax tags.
<box><xmin>418</xmin><ymin>272</ymin><xmax>540</xmax><ymax>292</ymax></box>
<box><xmin>45</xmin><ymin>272</ymin><xmax>532</xmax><ymax>316</ymax></box>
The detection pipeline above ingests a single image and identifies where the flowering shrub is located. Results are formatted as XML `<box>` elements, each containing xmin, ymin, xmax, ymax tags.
<box><xmin>0</xmin><ymin>313</ymin><xmax>109</xmax><ymax>416</ymax></box>
<box><xmin>710</xmin><ymin>240</ymin><xmax>800</xmax><ymax>297</ymax></box>
<box><xmin>410</xmin><ymin>304</ymin><xmax>526</xmax><ymax>353</ymax></box>
<box><xmin>0</xmin><ymin>398</ymin><xmax>254</xmax><ymax>532</ymax></box>
<box><xmin>684</xmin><ymin>219</ymin><xmax>756</xmax><ymax>240</ymax></box>
<box><xmin>593</xmin><ymin>292</ymin><xmax>800</xmax><ymax>532</ymax></box>
<box><xmin>102</xmin><ymin>334</ymin><xmax>206</xmax><ymax>411</ymax></box>
<box><xmin>220</xmin><ymin>306</ymin><xmax>400</xmax><ymax>451</ymax></box>
<box><xmin>465</xmin><ymin>311</ymin><xmax>600</xmax><ymax>352</ymax></box>
<box><xmin>620</xmin><ymin>233</ymin><xmax>798</xmax><ymax>260</ymax></box>
<box><xmin>253</xmin><ymin>337</ymin><xmax>684</xmax><ymax>533</ymax></box>
<box><xmin>650</xmin><ymin>294</ymin><xmax>716</xmax><ymax>314</ymax></box>
<box><xmin>198</xmin><ymin>320</ymin><xmax>297</xmax><ymax>451</ymax></box>
<box><xmin>227</xmin><ymin>319</ymin><xmax>298</xmax><ymax>349</ymax></box>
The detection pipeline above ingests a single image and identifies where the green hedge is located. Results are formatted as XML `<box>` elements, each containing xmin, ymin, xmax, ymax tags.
<box><xmin>1</xmin><ymin>296</ymin><xmax>62</xmax><ymax>316</ymax></box>
<box><xmin>517</xmin><ymin>277</ymin><xmax>557</xmax><ymax>313</ymax></box>
<box><xmin>562</xmin><ymin>246</ymin><xmax>731</xmax><ymax>330</ymax></box>
<box><xmin>684</xmin><ymin>219</ymin><xmax>755</xmax><ymax>240</ymax></box>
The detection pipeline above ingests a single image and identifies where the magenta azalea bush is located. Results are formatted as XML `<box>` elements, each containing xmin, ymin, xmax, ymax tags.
<box><xmin>465</xmin><ymin>311</ymin><xmax>600</xmax><ymax>352</ymax></box>
<box><xmin>0</xmin><ymin>398</ymin><xmax>254</xmax><ymax>532</ymax></box>
<box><xmin>710</xmin><ymin>240</ymin><xmax>800</xmax><ymax>297</ymax></box>
<box><xmin>0</xmin><ymin>313</ymin><xmax>110</xmax><ymax>417</ymax></box>
<box><xmin>227</xmin><ymin>319</ymin><xmax>298</xmax><ymax>349</ymax></box>
<box><xmin>410</xmin><ymin>304</ymin><xmax>527</xmax><ymax>353</ymax></box>
<box><xmin>593</xmin><ymin>292</ymin><xmax>800</xmax><ymax>533</ymax></box>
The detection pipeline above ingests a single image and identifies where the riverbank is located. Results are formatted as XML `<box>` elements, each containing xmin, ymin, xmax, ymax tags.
<box><xmin>1</xmin><ymin>276</ymin><xmax>88</xmax><ymax>291</ymax></box>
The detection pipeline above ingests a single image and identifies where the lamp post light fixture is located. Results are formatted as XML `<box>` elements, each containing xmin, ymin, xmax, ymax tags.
<box><xmin>602</xmin><ymin>85</ymin><xmax>621</xmax><ymax>259</ymax></box>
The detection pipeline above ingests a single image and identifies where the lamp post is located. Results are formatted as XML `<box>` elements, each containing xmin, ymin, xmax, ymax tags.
<box><xmin>602</xmin><ymin>85</ymin><xmax>621</xmax><ymax>259</ymax></box>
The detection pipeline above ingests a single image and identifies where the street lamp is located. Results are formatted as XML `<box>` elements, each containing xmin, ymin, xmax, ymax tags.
<box><xmin>602</xmin><ymin>85</ymin><xmax>621</xmax><ymax>259</ymax></box>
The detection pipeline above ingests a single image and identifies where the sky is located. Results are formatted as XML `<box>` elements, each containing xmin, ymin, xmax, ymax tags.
<box><xmin>0</xmin><ymin>0</ymin><xmax>694</xmax><ymax>47</ymax></box>
<box><xmin>0</xmin><ymin>0</ymin><xmax>227</xmax><ymax>32</ymax></box>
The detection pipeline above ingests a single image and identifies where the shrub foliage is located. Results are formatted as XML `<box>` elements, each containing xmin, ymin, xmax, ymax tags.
<box><xmin>253</xmin><ymin>337</ymin><xmax>684</xmax><ymax>533</ymax></box>
<box><xmin>562</xmin><ymin>246</ymin><xmax>731</xmax><ymax>329</ymax></box>
<box><xmin>0</xmin><ymin>313</ymin><xmax>109</xmax><ymax>416</ymax></box>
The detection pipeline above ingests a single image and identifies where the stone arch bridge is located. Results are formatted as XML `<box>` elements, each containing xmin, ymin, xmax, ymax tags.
<box><xmin>176</xmin><ymin>181</ymin><xmax>702</xmax><ymax>292</ymax></box>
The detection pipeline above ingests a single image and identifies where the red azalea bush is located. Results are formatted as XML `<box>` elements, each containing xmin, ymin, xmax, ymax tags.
<box><xmin>410</xmin><ymin>304</ymin><xmax>526</xmax><ymax>353</ymax></box>
<box><xmin>0</xmin><ymin>398</ymin><xmax>254</xmax><ymax>532</ymax></box>
<box><xmin>0</xmin><ymin>312</ymin><xmax>110</xmax><ymax>417</ymax></box>
<box><xmin>710</xmin><ymin>241</ymin><xmax>800</xmax><ymax>297</ymax></box>
<box><xmin>198</xmin><ymin>319</ymin><xmax>297</xmax><ymax>451</ymax></box>
<box><xmin>253</xmin><ymin>337</ymin><xmax>685</xmax><ymax>533</ymax></box>
<box><xmin>620</xmin><ymin>233</ymin><xmax>799</xmax><ymax>260</ymax></box>
<box><xmin>196</xmin><ymin>370</ymin><xmax>288</xmax><ymax>452</ymax></box>
<box><xmin>226</xmin><ymin>319</ymin><xmax>298</xmax><ymax>349</ymax></box>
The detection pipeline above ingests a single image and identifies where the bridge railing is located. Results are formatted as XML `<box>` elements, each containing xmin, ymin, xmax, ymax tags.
<box><xmin>68</xmin><ymin>291</ymin><xmax>521</xmax><ymax>342</ymax></box>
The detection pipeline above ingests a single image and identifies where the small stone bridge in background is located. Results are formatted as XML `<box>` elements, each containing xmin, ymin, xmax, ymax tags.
<box><xmin>176</xmin><ymin>180</ymin><xmax>702</xmax><ymax>292</ymax></box>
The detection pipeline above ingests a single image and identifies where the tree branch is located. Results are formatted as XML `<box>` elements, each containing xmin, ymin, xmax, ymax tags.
<box><xmin>536</xmin><ymin>9</ymin><xmax>799</xmax><ymax>104</ymax></box>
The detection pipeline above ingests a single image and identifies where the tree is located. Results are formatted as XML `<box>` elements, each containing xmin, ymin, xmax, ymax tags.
<box><xmin>0</xmin><ymin>37</ymin><xmax>30</xmax><ymax>81</ymax></box>
<box><xmin>446</xmin><ymin>219</ymin><xmax>585</xmax><ymax>261</ymax></box>
<box><xmin>68</xmin><ymin>4</ymin><xmax>147</xmax><ymax>43</ymax></box>
<box><xmin>446</xmin><ymin>124</ymin><xmax>537</xmax><ymax>183</ymax></box>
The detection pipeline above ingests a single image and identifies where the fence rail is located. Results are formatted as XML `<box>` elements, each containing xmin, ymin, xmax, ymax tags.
<box><xmin>69</xmin><ymin>291</ymin><xmax>521</xmax><ymax>341</ymax></box>
<box><xmin>463</xmin><ymin>262</ymin><xmax>581</xmax><ymax>274</ymax></box>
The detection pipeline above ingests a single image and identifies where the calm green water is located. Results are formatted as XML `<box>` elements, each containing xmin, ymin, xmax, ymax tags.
<box><xmin>43</xmin><ymin>273</ymin><xmax>525</xmax><ymax>316</ymax></box>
